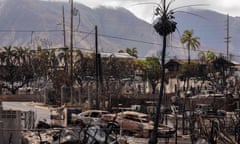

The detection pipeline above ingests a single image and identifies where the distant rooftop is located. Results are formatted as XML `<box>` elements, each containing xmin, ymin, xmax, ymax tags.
<box><xmin>100</xmin><ymin>52</ymin><xmax>136</xmax><ymax>59</ymax></box>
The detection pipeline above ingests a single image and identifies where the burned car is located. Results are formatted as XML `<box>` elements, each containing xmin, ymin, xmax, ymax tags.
<box><xmin>72</xmin><ymin>110</ymin><xmax>110</xmax><ymax>126</ymax></box>
<box><xmin>102</xmin><ymin>111</ymin><xmax>175</xmax><ymax>138</ymax></box>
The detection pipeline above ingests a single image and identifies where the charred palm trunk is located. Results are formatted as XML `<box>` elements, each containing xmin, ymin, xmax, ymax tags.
<box><xmin>149</xmin><ymin>35</ymin><xmax>167</xmax><ymax>144</ymax></box>
<box><xmin>149</xmin><ymin>1</ymin><xmax>177</xmax><ymax>143</ymax></box>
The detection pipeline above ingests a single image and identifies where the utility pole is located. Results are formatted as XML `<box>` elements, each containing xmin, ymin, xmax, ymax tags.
<box><xmin>95</xmin><ymin>25</ymin><xmax>100</xmax><ymax>109</ymax></box>
<box><xmin>224</xmin><ymin>14</ymin><xmax>231</xmax><ymax>61</ymax></box>
<box><xmin>70</xmin><ymin>0</ymin><xmax>73</xmax><ymax>104</ymax></box>
<box><xmin>62</xmin><ymin>5</ymin><xmax>66</xmax><ymax>47</ymax></box>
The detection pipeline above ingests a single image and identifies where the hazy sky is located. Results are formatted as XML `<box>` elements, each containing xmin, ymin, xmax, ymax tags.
<box><xmin>67</xmin><ymin>0</ymin><xmax>240</xmax><ymax>23</ymax></box>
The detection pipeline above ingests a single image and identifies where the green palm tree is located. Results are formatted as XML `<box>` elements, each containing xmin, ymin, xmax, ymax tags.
<box><xmin>198</xmin><ymin>50</ymin><xmax>216</xmax><ymax>64</ymax></box>
<box><xmin>31</xmin><ymin>47</ymin><xmax>49</xmax><ymax>79</ymax></box>
<box><xmin>57</xmin><ymin>47</ymin><xmax>70</xmax><ymax>73</ymax></box>
<box><xmin>14</xmin><ymin>46</ymin><xmax>30</xmax><ymax>65</ymax></box>
<box><xmin>181</xmin><ymin>30</ymin><xmax>200</xmax><ymax>64</ymax></box>
<box><xmin>1</xmin><ymin>46</ymin><xmax>15</xmax><ymax>65</ymax></box>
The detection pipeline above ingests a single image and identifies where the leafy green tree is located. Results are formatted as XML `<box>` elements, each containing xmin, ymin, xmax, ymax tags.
<box><xmin>181</xmin><ymin>30</ymin><xmax>200</xmax><ymax>64</ymax></box>
<box><xmin>74</xmin><ymin>52</ymin><xmax>136</xmax><ymax>108</ymax></box>
<box><xmin>146</xmin><ymin>57</ymin><xmax>161</xmax><ymax>94</ymax></box>
<box><xmin>0</xmin><ymin>46</ymin><xmax>34</xmax><ymax>94</ymax></box>
<box><xmin>180</xmin><ymin>62</ymin><xmax>200</xmax><ymax>78</ymax></box>
<box><xmin>102</xmin><ymin>56</ymin><xmax>135</xmax><ymax>108</ymax></box>
<box><xmin>208</xmin><ymin>57</ymin><xmax>235</xmax><ymax>93</ymax></box>
<box><xmin>30</xmin><ymin>47</ymin><xmax>49</xmax><ymax>81</ymax></box>
<box><xmin>135</xmin><ymin>57</ymin><xmax>161</xmax><ymax>94</ymax></box>
<box><xmin>101</xmin><ymin>55</ymin><xmax>135</xmax><ymax>92</ymax></box>
<box><xmin>197</xmin><ymin>50</ymin><xmax>217</xmax><ymax>89</ymax></box>
<box><xmin>74</xmin><ymin>53</ymin><xmax>95</xmax><ymax>86</ymax></box>
<box><xmin>30</xmin><ymin>47</ymin><xmax>64</xmax><ymax>91</ymax></box>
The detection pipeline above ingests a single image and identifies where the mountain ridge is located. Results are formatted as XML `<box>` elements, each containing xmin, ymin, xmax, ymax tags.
<box><xmin>0</xmin><ymin>0</ymin><xmax>239</xmax><ymax>61</ymax></box>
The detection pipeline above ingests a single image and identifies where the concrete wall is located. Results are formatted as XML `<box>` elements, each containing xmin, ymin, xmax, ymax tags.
<box><xmin>2</xmin><ymin>110</ymin><xmax>22</xmax><ymax>144</ymax></box>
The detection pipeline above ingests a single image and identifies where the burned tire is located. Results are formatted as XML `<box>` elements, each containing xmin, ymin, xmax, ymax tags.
<box><xmin>107</xmin><ymin>121</ymin><xmax>120</xmax><ymax>135</ymax></box>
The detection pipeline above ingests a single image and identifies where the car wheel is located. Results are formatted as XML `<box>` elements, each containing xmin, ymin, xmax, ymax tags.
<box><xmin>107</xmin><ymin>121</ymin><xmax>120</xmax><ymax>135</ymax></box>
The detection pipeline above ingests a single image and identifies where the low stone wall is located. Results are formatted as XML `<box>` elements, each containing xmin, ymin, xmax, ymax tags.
<box><xmin>0</xmin><ymin>94</ymin><xmax>39</xmax><ymax>102</ymax></box>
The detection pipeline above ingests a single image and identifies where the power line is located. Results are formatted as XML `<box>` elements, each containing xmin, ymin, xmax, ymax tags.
<box><xmin>99</xmin><ymin>33</ymin><xmax>162</xmax><ymax>45</ymax></box>
<box><xmin>79</xmin><ymin>28</ymin><xmax>95</xmax><ymax>41</ymax></box>
<box><xmin>0</xmin><ymin>28</ymin><xmax>239</xmax><ymax>59</ymax></box>
<box><xmin>74</xmin><ymin>30</ymin><xmax>237</xmax><ymax>57</ymax></box>
<box><xmin>0</xmin><ymin>29</ymin><xmax>62</xmax><ymax>33</ymax></box>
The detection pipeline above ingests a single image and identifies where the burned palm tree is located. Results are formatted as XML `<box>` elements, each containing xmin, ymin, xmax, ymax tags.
<box><xmin>149</xmin><ymin>0</ymin><xmax>177</xmax><ymax>143</ymax></box>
